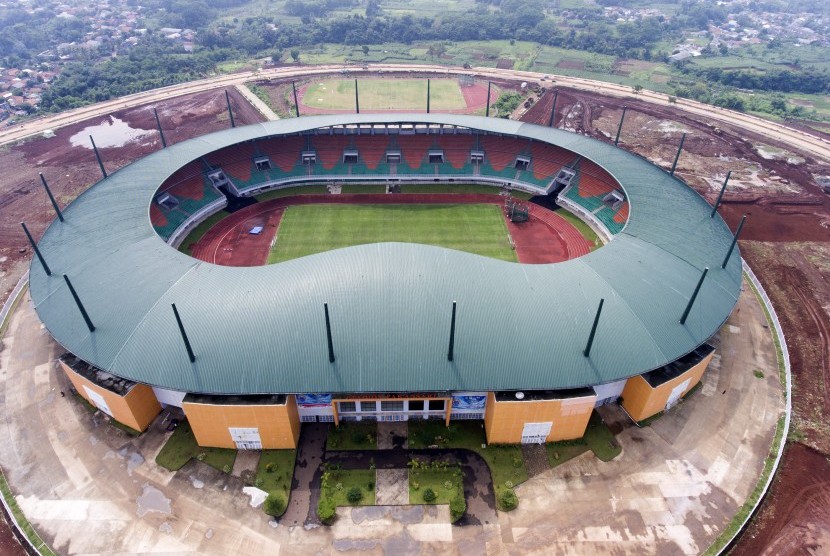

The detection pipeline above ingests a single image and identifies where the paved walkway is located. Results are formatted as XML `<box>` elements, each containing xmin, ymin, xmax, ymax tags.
<box><xmin>0</xmin><ymin>283</ymin><xmax>784</xmax><ymax>554</ymax></box>
<box><xmin>281</xmin><ymin>423</ymin><xmax>327</xmax><ymax>527</ymax></box>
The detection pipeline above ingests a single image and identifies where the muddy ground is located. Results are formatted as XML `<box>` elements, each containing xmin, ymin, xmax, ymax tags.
<box><xmin>521</xmin><ymin>89</ymin><xmax>830</xmax><ymax>554</ymax></box>
<box><xmin>0</xmin><ymin>73</ymin><xmax>828</xmax><ymax>555</ymax></box>
<box><xmin>0</xmin><ymin>87</ymin><xmax>264</xmax><ymax>301</ymax></box>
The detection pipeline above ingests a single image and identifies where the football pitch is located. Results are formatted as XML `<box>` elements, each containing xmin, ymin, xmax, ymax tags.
<box><xmin>267</xmin><ymin>204</ymin><xmax>517</xmax><ymax>263</ymax></box>
<box><xmin>302</xmin><ymin>78</ymin><xmax>467</xmax><ymax>111</ymax></box>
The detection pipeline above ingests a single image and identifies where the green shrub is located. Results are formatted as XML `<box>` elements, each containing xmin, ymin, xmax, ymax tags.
<box><xmin>263</xmin><ymin>493</ymin><xmax>286</xmax><ymax>516</ymax></box>
<box><xmin>265</xmin><ymin>462</ymin><xmax>276</xmax><ymax>473</ymax></box>
<box><xmin>450</xmin><ymin>496</ymin><xmax>466</xmax><ymax>523</ymax></box>
<box><xmin>423</xmin><ymin>488</ymin><xmax>437</xmax><ymax>502</ymax></box>
<box><xmin>346</xmin><ymin>486</ymin><xmax>363</xmax><ymax>504</ymax></box>
<box><xmin>317</xmin><ymin>496</ymin><xmax>336</xmax><ymax>525</ymax></box>
<box><xmin>500</xmin><ymin>489</ymin><xmax>518</xmax><ymax>511</ymax></box>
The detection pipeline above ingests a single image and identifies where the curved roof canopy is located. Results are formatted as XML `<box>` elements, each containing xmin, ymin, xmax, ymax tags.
<box><xmin>30</xmin><ymin>114</ymin><xmax>742</xmax><ymax>395</ymax></box>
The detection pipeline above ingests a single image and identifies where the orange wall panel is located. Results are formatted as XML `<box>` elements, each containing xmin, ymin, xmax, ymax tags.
<box><xmin>484</xmin><ymin>391</ymin><xmax>596</xmax><ymax>444</ymax></box>
<box><xmin>60</xmin><ymin>361</ymin><xmax>161</xmax><ymax>432</ymax></box>
<box><xmin>183</xmin><ymin>396</ymin><xmax>300</xmax><ymax>449</ymax></box>
<box><xmin>621</xmin><ymin>351</ymin><xmax>714</xmax><ymax>422</ymax></box>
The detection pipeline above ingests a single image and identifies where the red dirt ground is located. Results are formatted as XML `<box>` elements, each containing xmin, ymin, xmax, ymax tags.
<box><xmin>731</xmin><ymin>443</ymin><xmax>830</xmax><ymax>555</ymax></box>
<box><xmin>187</xmin><ymin>193</ymin><xmax>591</xmax><ymax>266</ymax></box>
<box><xmin>0</xmin><ymin>513</ymin><xmax>24</xmax><ymax>556</ymax></box>
<box><xmin>296</xmin><ymin>79</ymin><xmax>492</xmax><ymax>115</ymax></box>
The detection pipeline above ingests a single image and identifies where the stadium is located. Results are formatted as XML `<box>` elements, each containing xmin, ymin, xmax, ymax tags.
<box><xmin>28</xmin><ymin>113</ymin><xmax>742</xmax><ymax>450</ymax></box>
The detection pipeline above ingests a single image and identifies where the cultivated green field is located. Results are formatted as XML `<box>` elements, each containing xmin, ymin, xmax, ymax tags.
<box><xmin>268</xmin><ymin>204</ymin><xmax>517</xmax><ymax>263</ymax></box>
<box><xmin>303</xmin><ymin>78</ymin><xmax>466</xmax><ymax>111</ymax></box>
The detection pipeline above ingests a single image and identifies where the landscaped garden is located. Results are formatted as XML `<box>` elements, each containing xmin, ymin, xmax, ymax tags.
<box><xmin>155</xmin><ymin>420</ymin><xmax>237</xmax><ymax>473</ymax></box>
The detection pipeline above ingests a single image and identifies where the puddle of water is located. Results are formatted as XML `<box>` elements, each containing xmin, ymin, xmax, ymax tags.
<box><xmin>158</xmin><ymin>522</ymin><xmax>173</xmax><ymax>534</ymax></box>
<box><xmin>136</xmin><ymin>483</ymin><xmax>172</xmax><ymax>517</ymax></box>
<box><xmin>189</xmin><ymin>476</ymin><xmax>205</xmax><ymax>489</ymax></box>
<box><xmin>69</xmin><ymin>116</ymin><xmax>155</xmax><ymax>149</ymax></box>
<box><xmin>205</xmin><ymin>528</ymin><xmax>214</xmax><ymax>539</ymax></box>
<box><xmin>242</xmin><ymin>486</ymin><xmax>268</xmax><ymax>508</ymax></box>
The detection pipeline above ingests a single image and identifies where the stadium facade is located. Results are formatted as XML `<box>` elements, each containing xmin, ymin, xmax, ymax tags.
<box><xmin>31</xmin><ymin>114</ymin><xmax>740</xmax><ymax>448</ymax></box>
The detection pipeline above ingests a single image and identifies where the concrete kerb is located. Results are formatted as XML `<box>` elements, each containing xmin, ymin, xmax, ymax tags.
<box><xmin>0</xmin><ymin>271</ymin><xmax>56</xmax><ymax>556</ymax></box>
<box><xmin>705</xmin><ymin>260</ymin><xmax>792</xmax><ymax>555</ymax></box>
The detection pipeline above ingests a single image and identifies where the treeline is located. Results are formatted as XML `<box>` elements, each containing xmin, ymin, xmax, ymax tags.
<box><xmin>39</xmin><ymin>35</ymin><xmax>232</xmax><ymax>112</ymax></box>
<box><xmin>681</xmin><ymin>65</ymin><xmax>830</xmax><ymax>95</ymax></box>
<box><xmin>199</xmin><ymin>8</ymin><xmax>670</xmax><ymax>61</ymax></box>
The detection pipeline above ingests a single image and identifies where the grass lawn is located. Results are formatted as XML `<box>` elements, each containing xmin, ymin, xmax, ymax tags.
<box><xmin>155</xmin><ymin>420</ymin><xmax>237</xmax><ymax>473</ymax></box>
<box><xmin>254</xmin><ymin>184</ymin><xmax>329</xmax><ymax>201</ymax></box>
<box><xmin>302</xmin><ymin>78</ymin><xmax>466</xmax><ymax>111</ymax></box>
<box><xmin>326</xmin><ymin>421</ymin><xmax>378</xmax><ymax>450</ymax></box>
<box><xmin>407</xmin><ymin>420</ymin><xmax>528</xmax><ymax>509</ymax></box>
<box><xmin>178</xmin><ymin>210</ymin><xmax>230</xmax><ymax>255</ymax></box>
<box><xmin>546</xmin><ymin>440</ymin><xmax>590</xmax><ymax>468</ymax></box>
<box><xmin>323</xmin><ymin>468</ymin><xmax>377</xmax><ymax>506</ymax></box>
<box><xmin>409</xmin><ymin>467</ymin><xmax>464</xmax><ymax>504</ymax></box>
<box><xmin>255</xmin><ymin>450</ymin><xmax>296</xmax><ymax>516</ymax></box>
<box><xmin>555</xmin><ymin>208</ymin><xmax>602</xmax><ymax>249</ymax></box>
<box><xmin>584</xmin><ymin>411</ymin><xmax>621</xmax><ymax>462</ymax></box>
<box><xmin>267</xmin><ymin>203</ymin><xmax>517</xmax><ymax>263</ymax></box>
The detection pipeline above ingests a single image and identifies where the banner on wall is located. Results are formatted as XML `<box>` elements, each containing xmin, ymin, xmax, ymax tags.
<box><xmin>451</xmin><ymin>393</ymin><xmax>486</xmax><ymax>410</ymax></box>
<box><xmin>296</xmin><ymin>393</ymin><xmax>333</xmax><ymax>407</ymax></box>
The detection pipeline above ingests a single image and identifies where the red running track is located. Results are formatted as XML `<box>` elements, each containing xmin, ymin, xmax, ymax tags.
<box><xmin>187</xmin><ymin>194</ymin><xmax>593</xmax><ymax>266</ymax></box>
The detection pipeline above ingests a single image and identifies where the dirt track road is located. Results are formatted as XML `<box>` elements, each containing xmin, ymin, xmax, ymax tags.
<box><xmin>3</xmin><ymin>64</ymin><xmax>829</xmax><ymax>164</ymax></box>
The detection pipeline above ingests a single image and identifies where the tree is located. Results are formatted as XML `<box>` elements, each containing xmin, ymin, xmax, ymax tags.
<box><xmin>500</xmin><ymin>489</ymin><xmax>518</xmax><ymax>511</ymax></box>
<box><xmin>317</xmin><ymin>496</ymin><xmax>336</xmax><ymax>524</ymax></box>
<box><xmin>450</xmin><ymin>496</ymin><xmax>466</xmax><ymax>523</ymax></box>
<box><xmin>633</xmin><ymin>84</ymin><xmax>643</xmax><ymax>94</ymax></box>
<box><xmin>263</xmin><ymin>493</ymin><xmax>286</xmax><ymax>516</ymax></box>
<box><xmin>362</xmin><ymin>45</ymin><xmax>369</xmax><ymax>56</ymax></box>
<box><xmin>346</xmin><ymin>486</ymin><xmax>363</xmax><ymax>504</ymax></box>
<box><xmin>422</xmin><ymin>488</ymin><xmax>437</xmax><ymax>502</ymax></box>
<box><xmin>366</xmin><ymin>0</ymin><xmax>381</xmax><ymax>17</ymax></box>
<box><xmin>290</xmin><ymin>49</ymin><xmax>300</xmax><ymax>63</ymax></box>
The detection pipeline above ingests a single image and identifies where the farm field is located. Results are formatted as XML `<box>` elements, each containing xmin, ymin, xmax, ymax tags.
<box><xmin>267</xmin><ymin>203</ymin><xmax>517</xmax><ymax>263</ymax></box>
<box><xmin>302</xmin><ymin>78</ymin><xmax>465</xmax><ymax>110</ymax></box>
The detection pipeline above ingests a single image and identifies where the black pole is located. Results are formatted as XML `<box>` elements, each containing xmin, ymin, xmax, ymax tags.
<box><xmin>89</xmin><ymin>135</ymin><xmax>107</xmax><ymax>178</ymax></box>
<box><xmin>680</xmin><ymin>267</ymin><xmax>709</xmax><ymax>325</ymax></box>
<box><xmin>427</xmin><ymin>79</ymin><xmax>430</xmax><ymax>114</ymax></box>
<box><xmin>153</xmin><ymin>107</ymin><xmax>167</xmax><ymax>148</ymax></box>
<box><xmin>614</xmin><ymin>107</ymin><xmax>627</xmax><ymax>146</ymax></box>
<box><xmin>225</xmin><ymin>90</ymin><xmax>236</xmax><ymax>128</ymax></box>
<box><xmin>354</xmin><ymin>79</ymin><xmax>360</xmax><ymax>114</ymax></box>
<box><xmin>485</xmin><ymin>82</ymin><xmax>492</xmax><ymax>117</ymax></box>
<box><xmin>324</xmin><ymin>303</ymin><xmax>335</xmax><ymax>363</ymax></box>
<box><xmin>21</xmin><ymin>222</ymin><xmax>51</xmax><ymax>276</ymax></box>
<box><xmin>548</xmin><ymin>90</ymin><xmax>559</xmax><ymax>127</ymax></box>
<box><xmin>171</xmin><ymin>303</ymin><xmax>195</xmax><ymax>363</ymax></box>
<box><xmin>39</xmin><ymin>173</ymin><xmax>63</xmax><ymax>222</ymax></box>
<box><xmin>710</xmin><ymin>171</ymin><xmax>731</xmax><ymax>218</ymax></box>
<box><xmin>63</xmin><ymin>274</ymin><xmax>95</xmax><ymax>333</ymax></box>
<box><xmin>583</xmin><ymin>298</ymin><xmax>604</xmax><ymax>358</ymax></box>
<box><xmin>670</xmin><ymin>133</ymin><xmax>686</xmax><ymax>176</ymax></box>
<box><xmin>292</xmin><ymin>81</ymin><xmax>300</xmax><ymax>117</ymax></box>
<box><xmin>721</xmin><ymin>215</ymin><xmax>747</xmax><ymax>269</ymax></box>
<box><xmin>447</xmin><ymin>301</ymin><xmax>457</xmax><ymax>362</ymax></box>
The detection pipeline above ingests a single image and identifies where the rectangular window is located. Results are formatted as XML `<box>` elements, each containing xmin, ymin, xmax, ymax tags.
<box><xmin>428</xmin><ymin>399</ymin><xmax>445</xmax><ymax>411</ymax></box>
<box><xmin>408</xmin><ymin>400</ymin><xmax>424</xmax><ymax>411</ymax></box>
<box><xmin>254</xmin><ymin>157</ymin><xmax>271</xmax><ymax>171</ymax></box>
<box><xmin>338</xmin><ymin>401</ymin><xmax>356</xmax><ymax>413</ymax></box>
<box><xmin>381</xmin><ymin>400</ymin><xmax>404</xmax><ymax>412</ymax></box>
<box><xmin>359</xmin><ymin>401</ymin><xmax>376</xmax><ymax>412</ymax></box>
<box><xmin>514</xmin><ymin>157</ymin><xmax>530</xmax><ymax>171</ymax></box>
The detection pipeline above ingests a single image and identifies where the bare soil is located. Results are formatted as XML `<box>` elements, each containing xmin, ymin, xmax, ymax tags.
<box><xmin>0</xmin><ymin>88</ymin><xmax>264</xmax><ymax>302</ymax></box>
<box><xmin>731</xmin><ymin>443</ymin><xmax>830</xmax><ymax>555</ymax></box>
<box><xmin>522</xmin><ymin>88</ymin><xmax>830</xmax><ymax>242</ymax></box>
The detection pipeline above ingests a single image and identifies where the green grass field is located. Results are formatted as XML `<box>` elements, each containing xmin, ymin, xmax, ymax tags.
<box><xmin>268</xmin><ymin>204</ymin><xmax>517</xmax><ymax>263</ymax></box>
<box><xmin>303</xmin><ymin>78</ymin><xmax>466</xmax><ymax>110</ymax></box>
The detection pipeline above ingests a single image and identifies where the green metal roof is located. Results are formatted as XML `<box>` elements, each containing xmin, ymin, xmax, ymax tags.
<box><xmin>29</xmin><ymin>114</ymin><xmax>742</xmax><ymax>395</ymax></box>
